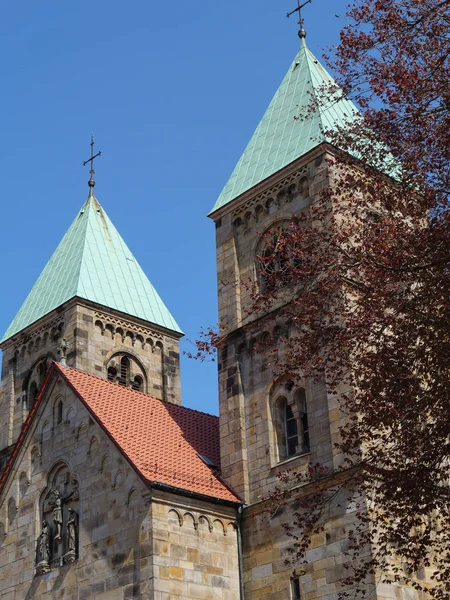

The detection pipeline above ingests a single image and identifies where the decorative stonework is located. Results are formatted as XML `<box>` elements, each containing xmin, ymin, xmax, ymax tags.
<box><xmin>94</xmin><ymin>311</ymin><xmax>163</xmax><ymax>342</ymax></box>
<box><xmin>231</xmin><ymin>167</ymin><xmax>309</xmax><ymax>227</ymax></box>
<box><xmin>167</xmin><ymin>508</ymin><xmax>236</xmax><ymax>536</ymax></box>
<box><xmin>37</xmin><ymin>464</ymin><xmax>80</xmax><ymax>574</ymax></box>
<box><xmin>12</xmin><ymin>316</ymin><xmax>64</xmax><ymax>353</ymax></box>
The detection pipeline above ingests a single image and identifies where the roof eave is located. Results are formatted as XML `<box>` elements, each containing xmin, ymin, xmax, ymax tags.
<box><xmin>0</xmin><ymin>295</ymin><xmax>184</xmax><ymax>347</ymax></box>
<box><xmin>149</xmin><ymin>480</ymin><xmax>242</xmax><ymax>507</ymax></box>
<box><xmin>208</xmin><ymin>142</ymin><xmax>333</xmax><ymax>221</ymax></box>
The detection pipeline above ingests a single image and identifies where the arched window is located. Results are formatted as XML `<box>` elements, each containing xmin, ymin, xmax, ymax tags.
<box><xmin>132</xmin><ymin>375</ymin><xmax>143</xmax><ymax>391</ymax></box>
<box><xmin>29</xmin><ymin>381</ymin><xmax>38</xmax><ymax>409</ymax></box>
<box><xmin>295</xmin><ymin>388</ymin><xmax>310</xmax><ymax>453</ymax></box>
<box><xmin>272</xmin><ymin>388</ymin><xmax>310</xmax><ymax>463</ymax></box>
<box><xmin>285</xmin><ymin>404</ymin><xmax>299</xmax><ymax>457</ymax></box>
<box><xmin>56</xmin><ymin>400</ymin><xmax>63</xmax><ymax>425</ymax></box>
<box><xmin>107</xmin><ymin>366</ymin><xmax>117</xmax><ymax>382</ymax></box>
<box><xmin>118</xmin><ymin>357</ymin><xmax>130</xmax><ymax>387</ymax></box>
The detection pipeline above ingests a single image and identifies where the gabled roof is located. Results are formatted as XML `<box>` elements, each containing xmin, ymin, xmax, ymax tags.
<box><xmin>0</xmin><ymin>363</ymin><xmax>240</xmax><ymax>504</ymax></box>
<box><xmin>210</xmin><ymin>37</ymin><xmax>358</xmax><ymax>215</ymax></box>
<box><xmin>1</xmin><ymin>192</ymin><xmax>182</xmax><ymax>342</ymax></box>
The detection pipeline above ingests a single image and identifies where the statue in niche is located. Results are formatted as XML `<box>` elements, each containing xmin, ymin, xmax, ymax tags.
<box><xmin>35</xmin><ymin>520</ymin><xmax>51</xmax><ymax>575</ymax></box>
<box><xmin>66</xmin><ymin>508</ymin><xmax>78</xmax><ymax>556</ymax></box>
<box><xmin>51</xmin><ymin>489</ymin><xmax>63</xmax><ymax>540</ymax></box>
<box><xmin>50</xmin><ymin>487</ymin><xmax>74</xmax><ymax>541</ymax></box>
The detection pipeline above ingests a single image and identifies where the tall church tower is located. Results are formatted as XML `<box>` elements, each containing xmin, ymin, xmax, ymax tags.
<box><xmin>210</xmin><ymin>28</ymin><xmax>364</xmax><ymax>599</ymax></box>
<box><xmin>0</xmin><ymin>162</ymin><xmax>182</xmax><ymax>470</ymax></box>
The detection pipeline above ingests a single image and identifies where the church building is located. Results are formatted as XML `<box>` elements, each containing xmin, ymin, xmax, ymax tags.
<box><xmin>0</xmin><ymin>20</ymin><xmax>428</xmax><ymax>600</ymax></box>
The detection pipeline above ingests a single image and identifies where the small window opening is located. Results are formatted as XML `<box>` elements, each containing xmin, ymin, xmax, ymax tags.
<box><xmin>285</xmin><ymin>404</ymin><xmax>299</xmax><ymax>457</ymax></box>
<box><xmin>132</xmin><ymin>375</ymin><xmax>143</xmax><ymax>391</ymax></box>
<box><xmin>291</xmin><ymin>577</ymin><xmax>301</xmax><ymax>600</ymax></box>
<box><xmin>29</xmin><ymin>381</ymin><xmax>38</xmax><ymax>409</ymax></box>
<box><xmin>57</xmin><ymin>400</ymin><xmax>63</xmax><ymax>425</ymax></box>
<box><xmin>198</xmin><ymin>454</ymin><xmax>218</xmax><ymax>469</ymax></box>
<box><xmin>302</xmin><ymin>411</ymin><xmax>310</xmax><ymax>452</ymax></box>
<box><xmin>119</xmin><ymin>357</ymin><xmax>130</xmax><ymax>387</ymax></box>
<box><xmin>107</xmin><ymin>366</ymin><xmax>117</xmax><ymax>382</ymax></box>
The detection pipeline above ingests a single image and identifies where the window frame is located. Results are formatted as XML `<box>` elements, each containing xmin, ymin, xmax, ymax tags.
<box><xmin>270</xmin><ymin>385</ymin><xmax>311</xmax><ymax>465</ymax></box>
<box><xmin>291</xmin><ymin>576</ymin><xmax>301</xmax><ymax>600</ymax></box>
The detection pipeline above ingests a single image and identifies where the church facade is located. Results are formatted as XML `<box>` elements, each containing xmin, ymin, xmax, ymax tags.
<box><xmin>0</xmin><ymin>27</ymin><xmax>430</xmax><ymax>600</ymax></box>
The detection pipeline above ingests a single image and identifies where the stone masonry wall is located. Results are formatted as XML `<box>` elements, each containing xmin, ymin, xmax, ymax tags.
<box><xmin>214</xmin><ymin>149</ymin><xmax>333</xmax><ymax>504</ymax></box>
<box><xmin>151</xmin><ymin>490</ymin><xmax>240</xmax><ymax>600</ymax></box>
<box><xmin>0</xmin><ymin>373</ymin><xmax>240</xmax><ymax>599</ymax></box>
<box><xmin>0</xmin><ymin>299</ymin><xmax>182</xmax><ymax>459</ymax></box>
<box><xmin>241</xmin><ymin>486</ymin><xmax>376</xmax><ymax>600</ymax></box>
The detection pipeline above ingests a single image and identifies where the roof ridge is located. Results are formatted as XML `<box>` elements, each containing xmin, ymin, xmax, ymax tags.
<box><xmin>54</xmin><ymin>363</ymin><xmax>219</xmax><ymax>420</ymax></box>
<box><xmin>74</xmin><ymin>194</ymin><xmax>94</xmax><ymax>297</ymax></box>
<box><xmin>303</xmin><ymin>43</ymin><xmax>326</xmax><ymax>141</ymax></box>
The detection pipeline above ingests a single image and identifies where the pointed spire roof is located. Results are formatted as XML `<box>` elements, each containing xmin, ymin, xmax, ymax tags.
<box><xmin>2</xmin><ymin>191</ymin><xmax>182</xmax><ymax>342</ymax></box>
<box><xmin>209</xmin><ymin>38</ymin><xmax>358</xmax><ymax>214</ymax></box>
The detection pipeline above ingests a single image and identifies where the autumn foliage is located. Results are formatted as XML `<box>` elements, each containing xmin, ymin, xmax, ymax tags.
<box><xmin>195</xmin><ymin>0</ymin><xmax>450</xmax><ymax>597</ymax></box>
<box><xmin>255</xmin><ymin>1</ymin><xmax>450</xmax><ymax>596</ymax></box>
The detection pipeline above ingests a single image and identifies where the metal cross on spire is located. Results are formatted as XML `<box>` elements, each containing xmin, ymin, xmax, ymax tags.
<box><xmin>287</xmin><ymin>0</ymin><xmax>312</xmax><ymax>39</ymax></box>
<box><xmin>83</xmin><ymin>134</ymin><xmax>102</xmax><ymax>189</ymax></box>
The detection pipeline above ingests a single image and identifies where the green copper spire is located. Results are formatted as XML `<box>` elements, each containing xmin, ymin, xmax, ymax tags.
<box><xmin>209</xmin><ymin>37</ymin><xmax>358</xmax><ymax>214</ymax></box>
<box><xmin>2</xmin><ymin>192</ymin><xmax>182</xmax><ymax>342</ymax></box>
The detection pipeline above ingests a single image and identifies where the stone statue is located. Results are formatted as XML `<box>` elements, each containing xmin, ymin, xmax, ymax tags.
<box><xmin>66</xmin><ymin>508</ymin><xmax>78</xmax><ymax>554</ymax></box>
<box><xmin>58</xmin><ymin>338</ymin><xmax>68</xmax><ymax>364</ymax></box>
<box><xmin>51</xmin><ymin>489</ymin><xmax>63</xmax><ymax>540</ymax></box>
<box><xmin>35</xmin><ymin>520</ymin><xmax>50</xmax><ymax>575</ymax></box>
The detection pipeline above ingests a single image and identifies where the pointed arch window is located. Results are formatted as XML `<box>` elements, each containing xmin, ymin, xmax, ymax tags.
<box><xmin>56</xmin><ymin>400</ymin><xmax>63</xmax><ymax>425</ymax></box>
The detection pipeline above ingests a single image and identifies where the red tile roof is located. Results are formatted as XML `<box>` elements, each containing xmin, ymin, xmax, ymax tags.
<box><xmin>56</xmin><ymin>364</ymin><xmax>239</xmax><ymax>503</ymax></box>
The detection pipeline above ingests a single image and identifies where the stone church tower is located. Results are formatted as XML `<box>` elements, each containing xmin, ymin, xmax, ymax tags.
<box><xmin>209</xmin><ymin>28</ymin><xmax>431</xmax><ymax>600</ymax></box>
<box><xmin>0</xmin><ymin>174</ymin><xmax>183</xmax><ymax>470</ymax></box>
<box><xmin>0</xmin><ymin>21</ymin><xmax>435</xmax><ymax>600</ymax></box>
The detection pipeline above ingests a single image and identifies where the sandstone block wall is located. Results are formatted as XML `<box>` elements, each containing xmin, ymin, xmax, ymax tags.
<box><xmin>0</xmin><ymin>373</ymin><xmax>240</xmax><ymax>599</ymax></box>
<box><xmin>213</xmin><ymin>150</ymin><xmax>334</xmax><ymax>503</ymax></box>
<box><xmin>0</xmin><ymin>298</ymin><xmax>182</xmax><ymax>458</ymax></box>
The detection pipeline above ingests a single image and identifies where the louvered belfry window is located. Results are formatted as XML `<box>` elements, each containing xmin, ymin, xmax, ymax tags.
<box><xmin>118</xmin><ymin>357</ymin><xmax>130</xmax><ymax>387</ymax></box>
<box><xmin>132</xmin><ymin>375</ymin><xmax>143</xmax><ymax>391</ymax></box>
<box><xmin>107</xmin><ymin>367</ymin><xmax>117</xmax><ymax>382</ymax></box>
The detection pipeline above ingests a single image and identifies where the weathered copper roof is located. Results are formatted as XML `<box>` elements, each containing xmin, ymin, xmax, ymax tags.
<box><xmin>210</xmin><ymin>37</ymin><xmax>358</xmax><ymax>214</ymax></box>
<box><xmin>2</xmin><ymin>192</ymin><xmax>182</xmax><ymax>342</ymax></box>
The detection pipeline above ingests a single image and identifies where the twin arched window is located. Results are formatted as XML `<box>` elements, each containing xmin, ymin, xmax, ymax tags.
<box><xmin>107</xmin><ymin>356</ymin><xmax>144</xmax><ymax>392</ymax></box>
<box><xmin>272</xmin><ymin>388</ymin><xmax>310</xmax><ymax>462</ymax></box>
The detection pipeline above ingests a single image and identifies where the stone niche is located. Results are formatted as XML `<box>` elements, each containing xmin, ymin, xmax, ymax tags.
<box><xmin>36</xmin><ymin>462</ymin><xmax>79</xmax><ymax>574</ymax></box>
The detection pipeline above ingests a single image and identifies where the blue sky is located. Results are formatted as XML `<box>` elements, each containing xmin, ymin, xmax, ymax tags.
<box><xmin>0</xmin><ymin>0</ymin><xmax>348</xmax><ymax>414</ymax></box>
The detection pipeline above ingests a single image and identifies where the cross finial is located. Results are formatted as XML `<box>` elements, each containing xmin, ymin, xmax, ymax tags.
<box><xmin>82</xmin><ymin>134</ymin><xmax>102</xmax><ymax>190</ymax></box>
<box><xmin>287</xmin><ymin>0</ymin><xmax>312</xmax><ymax>40</ymax></box>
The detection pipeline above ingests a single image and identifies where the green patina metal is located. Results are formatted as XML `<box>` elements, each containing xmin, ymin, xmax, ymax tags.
<box><xmin>2</xmin><ymin>192</ymin><xmax>182</xmax><ymax>342</ymax></box>
<box><xmin>210</xmin><ymin>38</ymin><xmax>358</xmax><ymax>215</ymax></box>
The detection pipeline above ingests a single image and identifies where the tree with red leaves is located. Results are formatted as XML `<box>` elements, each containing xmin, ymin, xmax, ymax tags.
<box><xmin>253</xmin><ymin>1</ymin><xmax>450</xmax><ymax>597</ymax></box>
<box><xmin>193</xmin><ymin>0</ymin><xmax>450</xmax><ymax>597</ymax></box>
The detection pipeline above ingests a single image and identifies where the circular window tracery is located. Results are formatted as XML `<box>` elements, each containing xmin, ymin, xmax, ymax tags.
<box><xmin>256</xmin><ymin>222</ymin><xmax>297</xmax><ymax>289</ymax></box>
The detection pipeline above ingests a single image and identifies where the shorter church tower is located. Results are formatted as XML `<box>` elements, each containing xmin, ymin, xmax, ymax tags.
<box><xmin>0</xmin><ymin>153</ymin><xmax>182</xmax><ymax>469</ymax></box>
